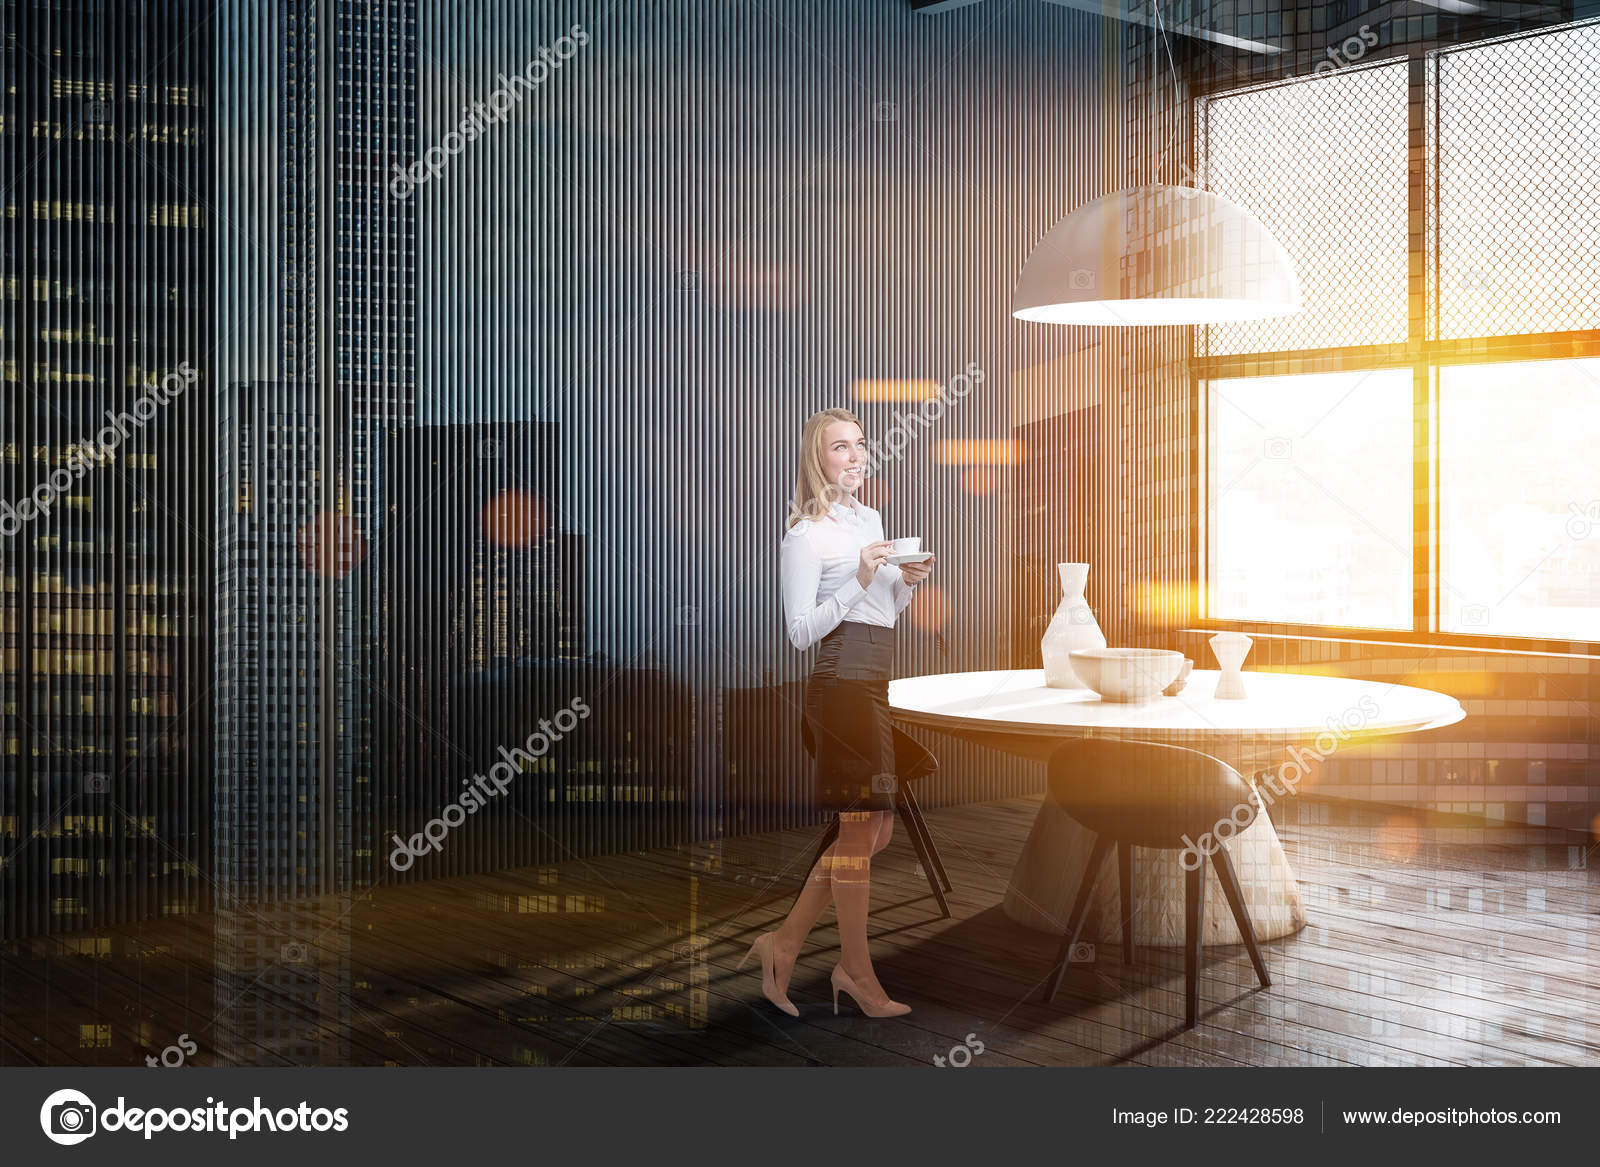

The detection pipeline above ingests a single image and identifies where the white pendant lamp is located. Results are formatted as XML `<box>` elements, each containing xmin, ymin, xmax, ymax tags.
<box><xmin>1013</xmin><ymin>184</ymin><xmax>1301</xmax><ymax>326</ymax></box>
<box><xmin>1014</xmin><ymin>0</ymin><xmax>1301</xmax><ymax>328</ymax></box>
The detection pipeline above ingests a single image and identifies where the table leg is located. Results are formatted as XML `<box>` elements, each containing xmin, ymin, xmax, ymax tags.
<box><xmin>900</xmin><ymin>782</ymin><xmax>952</xmax><ymax>893</ymax></box>
<box><xmin>895</xmin><ymin>788</ymin><xmax>950</xmax><ymax>918</ymax></box>
<box><xmin>1117</xmin><ymin>841</ymin><xmax>1134</xmax><ymax>965</ymax></box>
<box><xmin>1185</xmin><ymin>860</ymin><xmax>1205</xmax><ymax>1027</ymax></box>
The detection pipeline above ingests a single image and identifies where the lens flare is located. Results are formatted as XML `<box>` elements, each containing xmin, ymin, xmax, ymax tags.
<box><xmin>1133</xmin><ymin>579</ymin><xmax>1201</xmax><ymax>623</ymax></box>
<box><xmin>481</xmin><ymin>489</ymin><xmax>547</xmax><ymax>548</ymax></box>
<box><xmin>1408</xmin><ymin>670</ymin><xmax>1495</xmax><ymax>697</ymax></box>
<box><xmin>909</xmin><ymin>583</ymin><xmax>951</xmax><ymax>632</ymax></box>
<box><xmin>935</xmin><ymin>438</ymin><xmax>1021</xmax><ymax>465</ymax></box>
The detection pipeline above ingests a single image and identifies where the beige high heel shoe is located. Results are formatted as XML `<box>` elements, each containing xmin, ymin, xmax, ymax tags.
<box><xmin>739</xmin><ymin>932</ymin><xmax>799</xmax><ymax>1017</ymax></box>
<box><xmin>831</xmin><ymin>964</ymin><xmax>911</xmax><ymax>1017</ymax></box>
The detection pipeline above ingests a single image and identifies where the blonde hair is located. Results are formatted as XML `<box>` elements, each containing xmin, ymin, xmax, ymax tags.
<box><xmin>786</xmin><ymin>407</ymin><xmax>863</xmax><ymax>532</ymax></box>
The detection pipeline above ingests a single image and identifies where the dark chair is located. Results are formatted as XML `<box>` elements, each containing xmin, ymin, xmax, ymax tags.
<box><xmin>795</xmin><ymin>712</ymin><xmax>952</xmax><ymax>918</ymax></box>
<box><xmin>1040</xmin><ymin>737</ymin><xmax>1271</xmax><ymax>1028</ymax></box>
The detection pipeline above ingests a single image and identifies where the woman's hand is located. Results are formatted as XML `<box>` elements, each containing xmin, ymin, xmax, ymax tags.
<box><xmin>899</xmin><ymin>554</ymin><xmax>936</xmax><ymax>586</ymax></box>
<box><xmin>855</xmin><ymin>540</ymin><xmax>894</xmax><ymax>590</ymax></box>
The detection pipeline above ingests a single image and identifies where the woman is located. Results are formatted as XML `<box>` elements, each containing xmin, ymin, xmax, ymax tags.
<box><xmin>742</xmin><ymin>407</ymin><xmax>936</xmax><ymax>1018</ymax></box>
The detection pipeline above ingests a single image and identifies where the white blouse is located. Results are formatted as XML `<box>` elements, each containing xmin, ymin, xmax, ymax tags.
<box><xmin>781</xmin><ymin>497</ymin><xmax>918</xmax><ymax>651</ymax></box>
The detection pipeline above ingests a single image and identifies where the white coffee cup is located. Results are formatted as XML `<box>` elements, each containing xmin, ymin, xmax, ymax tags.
<box><xmin>891</xmin><ymin>536</ymin><xmax>921</xmax><ymax>555</ymax></box>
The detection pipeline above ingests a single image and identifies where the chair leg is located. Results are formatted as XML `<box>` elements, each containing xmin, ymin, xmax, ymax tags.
<box><xmin>1117</xmin><ymin>841</ymin><xmax>1134</xmax><ymax>966</ymax></box>
<box><xmin>900</xmin><ymin>782</ymin><xmax>952</xmax><ymax>893</ymax></box>
<box><xmin>1044</xmin><ymin>836</ymin><xmax>1111</xmax><ymax>1004</ymax></box>
<box><xmin>895</xmin><ymin>789</ymin><xmax>950</xmax><ymax>918</ymax></box>
<box><xmin>1213</xmin><ymin>843</ymin><xmax>1271</xmax><ymax>988</ymax></box>
<box><xmin>1184</xmin><ymin>857</ymin><xmax>1205</xmax><ymax>1029</ymax></box>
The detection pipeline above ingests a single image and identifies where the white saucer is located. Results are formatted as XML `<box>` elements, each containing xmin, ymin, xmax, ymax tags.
<box><xmin>888</xmin><ymin>551</ymin><xmax>932</xmax><ymax>565</ymax></box>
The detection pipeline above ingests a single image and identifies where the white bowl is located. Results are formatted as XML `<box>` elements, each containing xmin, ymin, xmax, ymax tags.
<box><xmin>1068</xmin><ymin>648</ymin><xmax>1186</xmax><ymax>703</ymax></box>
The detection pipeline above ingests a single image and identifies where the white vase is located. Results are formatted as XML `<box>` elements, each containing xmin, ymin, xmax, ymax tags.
<box><xmin>1041</xmin><ymin>562</ymin><xmax>1107</xmax><ymax>689</ymax></box>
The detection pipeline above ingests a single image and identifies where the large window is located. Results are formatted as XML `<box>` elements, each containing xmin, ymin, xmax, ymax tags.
<box><xmin>1439</xmin><ymin>359</ymin><xmax>1600</xmax><ymax>640</ymax></box>
<box><xmin>1199</xmin><ymin>21</ymin><xmax>1600</xmax><ymax>648</ymax></box>
<box><xmin>1211</xmin><ymin>370</ymin><xmax>1412</xmax><ymax>630</ymax></box>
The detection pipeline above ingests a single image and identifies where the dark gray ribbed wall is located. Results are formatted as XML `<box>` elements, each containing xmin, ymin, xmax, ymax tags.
<box><xmin>391</xmin><ymin>0</ymin><xmax>1114</xmax><ymax>867</ymax></box>
<box><xmin>3</xmin><ymin>1</ymin><xmax>1122</xmax><ymax>936</ymax></box>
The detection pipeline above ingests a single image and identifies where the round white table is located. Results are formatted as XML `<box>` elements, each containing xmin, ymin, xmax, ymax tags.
<box><xmin>887</xmin><ymin>667</ymin><xmax>1465</xmax><ymax>948</ymax></box>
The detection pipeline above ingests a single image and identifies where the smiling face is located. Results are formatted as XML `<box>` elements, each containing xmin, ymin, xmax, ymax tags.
<box><xmin>819</xmin><ymin>419</ymin><xmax>868</xmax><ymax>500</ymax></box>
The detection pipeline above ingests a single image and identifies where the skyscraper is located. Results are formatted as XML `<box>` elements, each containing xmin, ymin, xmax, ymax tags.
<box><xmin>207</xmin><ymin>0</ymin><xmax>418</xmax><ymax>1064</ymax></box>
<box><xmin>0</xmin><ymin>0</ymin><xmax>211</xmax><ymax>941</ymax></box>
<box><xmin>212</xmin><ymin>0</ymin><xmax>418</xmax><ymax>905</ymax></box>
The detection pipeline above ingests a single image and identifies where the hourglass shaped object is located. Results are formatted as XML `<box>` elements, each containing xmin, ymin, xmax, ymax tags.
<box><xmin>1209</xmin><ymin>632</ymin><xmax>1253</xmax><ymax>700</ymax></box>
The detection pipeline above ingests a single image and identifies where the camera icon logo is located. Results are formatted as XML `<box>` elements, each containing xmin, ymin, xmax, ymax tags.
<box><xmin>1068</xmin><ymin>941</ymin><xmax>1095</xmax><ymax>964</ymax></box>
<box><xmin>871</xmin><ymin>773</ymin><xmax>898</xmax><ymax>795</ymax></box>
<box><xmin>1068</xmin><ymin>268</ymin><xmax>1096</xmax><ymax>290</ymax></box>
<box><xmin>40</xmin><ymin>1088</ymin><xmax>97</xmax><ymax>1145</ymax></box>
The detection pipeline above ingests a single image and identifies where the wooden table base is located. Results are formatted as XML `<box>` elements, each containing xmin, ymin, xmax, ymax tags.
<box><xmin>1002</xmin><ymin>787</ymin><xmax>1307</xmax><ymax>949</ymax></box>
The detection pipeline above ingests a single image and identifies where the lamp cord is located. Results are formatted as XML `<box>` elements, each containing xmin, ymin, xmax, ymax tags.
<box><xmin>1148</xmin><ymin>0</ymin><xmax>1187</xmax><ymax>189</ymax></box>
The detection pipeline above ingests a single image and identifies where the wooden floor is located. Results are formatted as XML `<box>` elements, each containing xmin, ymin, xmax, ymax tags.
<box><xmin>2</xmin><ymin>794</ymin><xmax>1596</xmax><ymax>1066</ymax></box>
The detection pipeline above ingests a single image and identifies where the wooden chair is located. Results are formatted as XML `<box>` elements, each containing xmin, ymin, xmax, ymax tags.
<box><xmin>1039</xmin><ymin>737</ymin><xmax>1271</xmax><ymax>1028</ymax></box>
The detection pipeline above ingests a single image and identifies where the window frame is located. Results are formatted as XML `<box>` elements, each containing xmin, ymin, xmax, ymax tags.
<box><xmin>1193</xmin><ymin>27</ymin><xmax>1600</xmax><ymax>658</ymax></box>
